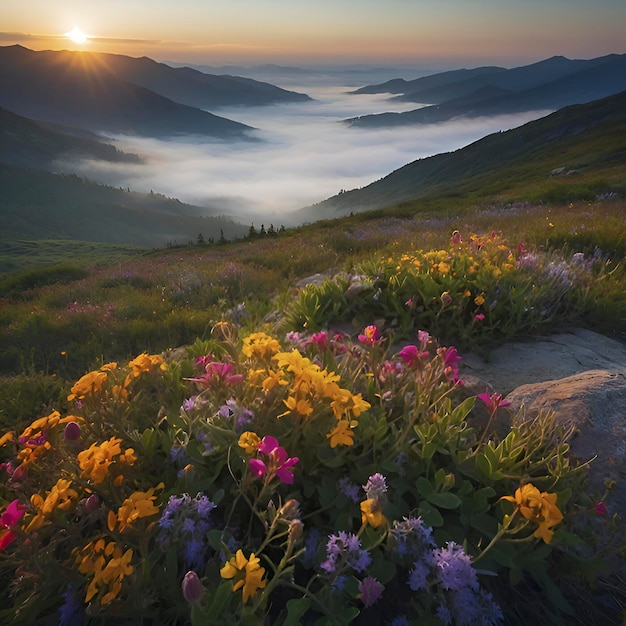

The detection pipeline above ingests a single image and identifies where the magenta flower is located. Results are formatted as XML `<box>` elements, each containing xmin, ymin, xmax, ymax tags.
<box><xmin>439</xmin><ymin>346</ymin><xmax>462</xmax><ymax>383</ymax></box>
<box><xmin>249</xmin><ymin>436</ymin><xmax>299</xmax><ymax>484</ymax></box>
<box><xmin>358</xmin><ymin>325</ymin><xmax>382</xmax><ymax>346</ymax></box>
<box><xmin>595</xmin><ymin>501</ymin><xmax>608</xmax><ymax>516</ymax></box>
<box><xmin>0</xmin><ymin>499</ymin><xmax>26</xmax><ymax>550</ymax></box>
<box><xmin>0</xmin><ymin>500</ymin><xmax>26</xmax><ymax>528</ymax></box>
<box><xmin>450</xmin><ymin>230</ymin><xmax>462</xmax><ymax>245</ymax></box>
<box><xmin>64</xmin><ymin>421</ymin><xmax>82</xmax><ymax>441</ymax></box>
<box><xmin>186</xmin><ymin>361</ymin><xmax>243</xmax><ymax>389</ymax></box>
<box><xmin>398</xmin><ymin>345</ymin><xmax>429</xmax><ymax>368</ymax></box>
<box><xmin>249</xmin><ymin>458</ymin><xmax>267</xmax><ymax>478</ymax></box>
<box><xmin>474</xmin><ymin>313</ymin><xmax>485</xmax><ymax>321</ymax></box>
<box><xmin>477</xmin><ymin>389</ymin><xmax>511</xmax><ymax>414</ymax></box>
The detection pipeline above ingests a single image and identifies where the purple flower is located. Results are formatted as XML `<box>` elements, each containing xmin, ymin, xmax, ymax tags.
<box><xmin>436</xmin><ymin>603</ymin><xmax>453</xmax><ymax>625</ymax></box>
<box><xmin>338</xmin><ymin>476</ymin><xmax>360</xmax><ymax>503</ymax></box>
<box><xmin>408</xmin><ymin>559</ymin><xmax>430</xmax><ymax>591</ymax></box>
<box><xmin>182</xmin><ymin>571</ymin><xmax>204</xmax><ymax>603</ymax></box>
<box><xmin>321</xmin><ymin>531</ymin><xmax>371</xmax><ymax>574</ymax></box>
<box><xmin>358</xmin><ymin>576</ymin><xmax>384</xmax><ymax>607</ymax></box>
<box><xmin>429</xmin><ymin>542</ymin><xmax>478</xmax><ymax>592</ymax></box>
<box><xmin>363</xmin><ymin>473</ymin><xmax>387</xmax><ymax>501</ymax></box>
<box><xmin>250</xmin><ymin>436</ymin><xmax>298</xmax><ymax>484</ymax></box>
<box><xmin>59</xmin><ymin>584</ymin><xmax>83</xmax><ymax>626</ymax></box>
<box><xmin>63</xmin><ymin>421</ymin><xmax>82</xmax><ymax>441</ymax></box>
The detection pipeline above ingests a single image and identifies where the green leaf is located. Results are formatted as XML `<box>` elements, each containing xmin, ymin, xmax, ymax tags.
<box><xmin>284</xmin><ymin>599</ymin><xmax>312</xmax><ymax>626</ymax></box>
<box><xmin>418</xmin><ymin>501</ymin><xmax>444</xmax><ymax>527</ymax></box>
<box><xmin>207</xmin><ymin>581</ymin><xmax>233</xmax><ymax>618</ymax></box>
<box><xmin>317</xmin><ymin>446</ymin><xmax>346</xmax><ymax>468</ymax></box>
<box><xmin>426</xmin><ymin>491</ymin><xmax>461</xmax><ymax>509</ymax></box>
<box><xmin>475</xmin><ymin>452</ymin><xmax>493</xmax><ymax>478</ymax></box>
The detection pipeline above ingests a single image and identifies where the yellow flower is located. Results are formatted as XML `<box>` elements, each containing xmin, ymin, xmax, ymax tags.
<box><xmin>77</xmin><ymin>437</ymin><xmax>135</xmax><ymax>485</ymax></box>
<box><xmin>77</xmin><ymin>539</ymin><xmax>133</xmax><ymax>605</ymax></box>
<box><xmin>502</xmin><ymin>483</ymin><xmax>563</xmax><ymax>544</ymax></box>
<box><xmin>438</xmin><ymin>261</ymin><xmax>451</xmax><ymax>274</ymax></box>
<box><xmin>108</xmin><ymin>484</ymin><xmax>163</xmax><ymax>532</ymax></box>
<box><xmin>68</xmin><ymin>370</ymin><xmax>108</xmax><ymax>401</ymax></box>
<box><xmin>279</xmin><ymin>396</ymin><xmax>314</xmax><ymax>418</ymax></box>
<box><xmin>128</xmin><ymin>353</ymin><xmax>167</xmax><ymax>378</ymax></box>
<box><xmin>474</xmin><ymin>293</ymin><xmax>485</xmax><ymax>306</ymax></box>
<box><xmin>220</xmin><ymin>549</ymin><xmax>267</xmax><ymax>603</ymax></box>
<box><xmin>242</xmin><ymin>332</ymin><xmax>282</xmax><ymax>360</ymax></box>
<box><xmin>326</xmin><ymin>420</ymin><xmax>355</xmax><ymax>447</ymax></box>
<box><xmin>360</xmin><ymin>498</ymin><xmax>387</xmax><ymax>529</ymax></box>
<box><xmin>27</xmin><ymin>479</ymin><xmax>79</xmax><ymax>532</ymax></box>
<box><xmin>238</xmin><ymin>431</ymin><xmax>261</xmax><ymax>455</ymax></box>
<box><xmin>261</xmin><ymin>368</ymin><xmax>288</xmax><ymax>392</ymax></box>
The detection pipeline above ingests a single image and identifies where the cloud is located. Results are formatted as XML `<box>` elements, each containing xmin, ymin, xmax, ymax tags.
<box><xmin>63</xmin><ymin>80</ymin><xmax>552</xmax><ymax>226</ymax></box>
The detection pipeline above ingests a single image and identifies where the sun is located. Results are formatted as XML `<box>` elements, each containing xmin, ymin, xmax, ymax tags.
<box><xmin>64</xmin><ymin>27</ymin><xmax>89</xmax><ymax>44</ymax></box>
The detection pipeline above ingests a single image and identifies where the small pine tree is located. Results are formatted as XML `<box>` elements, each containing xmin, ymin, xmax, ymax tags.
<box><xmin>219</xmin><ymin>229</ymin><xmax>227</xmax><ymax>244</ymax></box>
<box><xmin>260</xmin><ymin>224</ymin><xmax>266</xmax><ymax>236</ymax></box>
<box><xmin>197</xmin><ymin>233</ymin><xmax>205</xmax><ymax>246</ymax></box>
<box><xmin>248</xmin><ymin>224</ymin><xmax>257</xmax><ymax>239</ymax></box>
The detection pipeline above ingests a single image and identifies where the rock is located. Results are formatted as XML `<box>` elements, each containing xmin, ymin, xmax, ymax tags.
<box><xmin>461</xmin><ymin>328</ymin><xmax>626</xmax><ymax>395</ymax></box>
<box><xmin>505</xmin><ymin>370</ymin><xmax>626</xmax><ymax>505</ymax></box>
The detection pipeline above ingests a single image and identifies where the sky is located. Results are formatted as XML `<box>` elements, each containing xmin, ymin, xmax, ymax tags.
<box><xmin>2</xmin><ymin>0</ymin><xmax>625</xmax><ymax>68</ymax></box>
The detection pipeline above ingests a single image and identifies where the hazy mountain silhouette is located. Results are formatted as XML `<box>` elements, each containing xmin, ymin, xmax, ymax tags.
<box><xmin>0</xmin><ymin>107</ymin><xmax>140</xmax><ymax>170</ymax></box>
<box><xmin>84</xmin><ymin>52</ymin><xmax>311</xmax><ymax>109</ymax></box>
<box><xmin>0</xmin><ymin>164</ymin><xmax>249</xmax><ymax>247</ymax></box>
<box><xmin>0</xmin><ymin>45</ymin><xmax>255</xmax><ymax>138</ymax></box>
<box><xmin>302</xmin><ymin>90</ymin><xmax>626</xmax><ymax>219</ymax></box>
<box><xmin>347</xmin><ymin>54</ymin><xmax>626</xmax><ymax>128</ymax></box>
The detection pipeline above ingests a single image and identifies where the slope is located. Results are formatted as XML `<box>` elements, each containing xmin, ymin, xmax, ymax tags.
<box><xmin>0</xmin><ymin>45</ymin><xmax>254</xmax><ymax>139</ymax></box>
<box><xmin>300</xmin><ymin>91</ymin><xmax>626</xmax><ymax>220</ymax></box>
<box><xmin>0</xmin><ymin>107</ymin><xmax>140</xmax><ymax>170</ymax></box>
<box><xmin>0</xmin><ymin>165</ymin><xmax>250</xmax><ymax>247</ymax></box>
<box><xmin>95</xmin><ymin>52</ymin><xmax>311</xmax><ymax>108</ymax></box>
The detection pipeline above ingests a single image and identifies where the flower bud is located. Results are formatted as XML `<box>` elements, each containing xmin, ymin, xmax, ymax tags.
<box><xmin>288</xmin><ymin>519</ymin><xmax>303</xmax><ymax>544</ymax></box>
<box><xmin>64</xmin><ymin>421</ymin><xmax>82</xmax><ymax>441</ymax></box>
<box><xmin>279</xmin><ymin>499</ymin><xmax>300</xmax><ymax>521</ymax></box>
<box><xmin>182</xmin><ymin>571</ymin><xmax>204</xmax><ymax>604</ymax></box>
<box><xmin>85</xmin><ymin>494</ymin><xmax>100</xmax><ymax>513</ymax></box>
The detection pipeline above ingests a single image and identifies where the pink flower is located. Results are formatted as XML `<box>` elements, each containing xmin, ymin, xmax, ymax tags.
<box><xmin>186</xmin><ymin>361</ymin><xmax>243</xmax><ymax>389</ymax></box>
<box><xmin>249</xmin><ymin>436</ymin><xmax>299</xmax><ymax>484</ymax></box>
<box><xmin>474</xmin><ymin>313</ymin><xmax>485</xmax><ymax>321</ymax></box>
<box><xmin>358</xmin><ymin>576</ymin><xmax>384</xmax><ymax>607</ymax></box>
<box><xmin>358</xmin><ymin>325</ymin><xmax>382</xmax><ymax>346</ymax></box>
<box><xmin>398</xmin><ymin>345</ymin><xmax>429</xmax><ymax>368</ymax></box>
<box><xmin>595</xmin><ymin>501</ymin><xmax>608</xmax><ymax>516</ymax></box>
<box><xmin>450</xmin><ymin>230</ymin><xmax>462</xmax><ymax>245</ymax></box>
<box><xmin>0</xmin><ymin>499</ymin><xmax>26</xmax><ymax>550</ymax></box>
<box><xmin>249</xmin><ymin>458</ymin><xmax>267</xmax><ymax>478</ymax></box>
<box><xmin>439</xmin><ymin>346</ymin><xmax>462</xmax><ymax>383</ymax></box>
<box><xmin>0</xmin><ymin>500</ymin><xmax>26</xmax><ymax>528</ymax></box>
<box><xmin>477</xmin><ymin>389</ymin><xmax>511</xmax><ymax>413</ymax></box>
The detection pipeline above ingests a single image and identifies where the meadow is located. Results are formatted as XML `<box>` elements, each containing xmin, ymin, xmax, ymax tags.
<box><xmin>0</xmin><ymin>197</ymin><xmax>624</xmax><ymax>624</ymax></box>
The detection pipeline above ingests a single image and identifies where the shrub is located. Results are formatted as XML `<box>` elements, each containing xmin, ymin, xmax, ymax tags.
<box><xmin>0</xmin><ymin>326</ymin><xmax>608</xmax><ymax>624</ymax></box>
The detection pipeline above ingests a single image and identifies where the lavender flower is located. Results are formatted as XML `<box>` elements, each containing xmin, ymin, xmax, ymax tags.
<box><xmin>358</xmin><ymin>576</ymin><xmax>384</xmax><ymax>607</ymax></box>
<box><xmin>407</xmin><ymin>559</ymin><xmax>430</xmax><ymax>591</ymax></box>
<box><xmin>429</xmin><ymin>542</ymin><xmax>478</xmax><ymax>592</ymax></box>
<box><xmin>59</xmin><ymin>585</ymin><xmax>83</xmax><ymax>626</ymax></box>
<box><xmin>338</xmin><ymin>476</ymin><xmax>360</xmax><ymax>503</ymax></box>
<box><xmin>363</xmin><ymin>473</ymin><xmax>387</xmax><ymax>501</ymax></box>
<box><xmin>320</xmin><ymin>531</ymin><xmax>371</xmax><ymax>575</ymax></box>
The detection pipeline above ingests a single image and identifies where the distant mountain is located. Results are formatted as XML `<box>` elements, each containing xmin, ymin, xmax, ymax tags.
<box><xmin>301</xmin><ymin>90</ymin><xmax>626</xmax><ymax>220</ymax></box>
<box><xmin>347</xmin><ymin>54</ymin><xmax>626</xmax><ymax>128</ymax></box>
<box><xmin>0</xmin><ymin>164</ymin><xmax>249</xmax><ymax>247</ymax></box>
<box><xmin>85</xmin><ymin>52</ymin><xmax>311</xmax><ymax>109</ymax></box>
<box><xmin>0</xmin><ymin>107</ymin><xmax>140</xmax><ymax>170</ymax></box>
<box><xmin>351</xmin><ymin>66</ymin><xmax>505</xmax><ymax>96</ymax></box>
<box><xmin>0</xmin><ymin>45</ymin><xmax>254</xmax><ymax>139</ymax></box>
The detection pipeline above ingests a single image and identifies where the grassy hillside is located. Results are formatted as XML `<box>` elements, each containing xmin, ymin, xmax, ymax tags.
<box><xmin>305</xmin><ymin>91</ymin><xmax>626</xmax><ymax>220</ymax></box>
<box><xmin>0</xmin><ymin>165</ymin><xmax>250</xmax><ymax>256</ymax></box>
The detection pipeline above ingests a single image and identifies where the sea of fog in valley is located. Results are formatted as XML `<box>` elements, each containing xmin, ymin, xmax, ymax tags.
<box><xmin>62</xmin><ymin>71</ymin><xmax>552</xmax><ymax>226</ymax></box>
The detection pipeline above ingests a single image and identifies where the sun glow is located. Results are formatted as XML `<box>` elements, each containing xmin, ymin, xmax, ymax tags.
<box><xmin>65</xmin><ymin>27</ymin><xmax>89</xmax><ymax>44</ymax></box>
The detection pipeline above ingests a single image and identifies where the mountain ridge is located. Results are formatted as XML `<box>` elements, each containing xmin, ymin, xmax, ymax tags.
<box><xmin>300</xmin><ymin>90</ymin><xmax>626</xmax><ymax>220</ymax></box>
<box><xmin>0</xmin><ymin>45</ymin><xmax>256</xmax><ymax>139</ymax></box>
<box><xmin>347</xmin><ymin>54</ymin><xmax>626</xmax><ymax>128</ymax></box>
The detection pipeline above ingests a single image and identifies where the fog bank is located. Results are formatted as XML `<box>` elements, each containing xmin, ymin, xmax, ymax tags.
<box><xmin>65</xmin><ymin>82</ymin><xmax>551</xmax><ymax>226</ymax></box>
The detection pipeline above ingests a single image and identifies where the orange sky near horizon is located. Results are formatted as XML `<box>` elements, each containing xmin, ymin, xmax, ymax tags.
<box><xmin>2</xmin><ymin>0</ymin><xmax>625</xmax><ymax>68</ymax></box>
